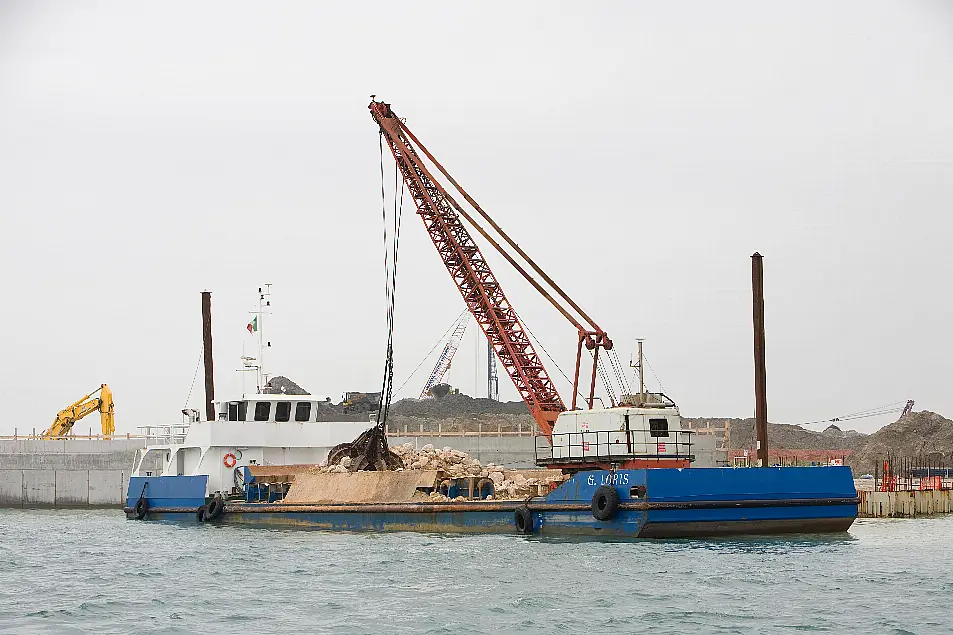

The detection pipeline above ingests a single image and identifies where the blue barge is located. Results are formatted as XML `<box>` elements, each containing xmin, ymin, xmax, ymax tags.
<box><xmin>125</xmin><ymin>466</ymin><xmax>858</xmax><ymax>538</ymax></box>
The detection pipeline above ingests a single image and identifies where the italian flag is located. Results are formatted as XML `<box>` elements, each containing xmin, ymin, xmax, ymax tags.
<box><xmin>247</xmin><ymin>316</ymin><xmax>258</xmax><ymax>334</ymax></box>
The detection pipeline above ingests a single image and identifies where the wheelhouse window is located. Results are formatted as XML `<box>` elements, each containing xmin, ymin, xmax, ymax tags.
<box><xmin>295</xmin><ymin>402</ymin><xmax>312</xmax><ymax>422</ymax></box>
<box><xmin>254</xmin><ymin>402</ymin><xmax>271</xmax><ymax>421</ymax></box>
<box><xmin>275</xmin><ymin>401</ymin><xmax>291</xmax><ymax>422</ymax></box>
<box><xmin>649</xmin><ymin>418</ymin><xmax>669</xmax><ymax>438</ymax></box>
<box><xmin>227</xmin><ymin>401</ymin><xmax>248</xmax><ymax>422</ymax></box>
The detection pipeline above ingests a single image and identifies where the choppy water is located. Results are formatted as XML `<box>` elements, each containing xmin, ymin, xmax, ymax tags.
<box><xmin>1</xmin><ymin>510</ymin><xmax>951</xmax><ymax>634</ymax></box>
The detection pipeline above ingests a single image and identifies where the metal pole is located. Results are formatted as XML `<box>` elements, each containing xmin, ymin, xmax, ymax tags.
<box><xmin>201</xmin><ymin>290</ymin><xmax>215</xmax><ymax>421</ymax></box>
<box><xmin>637</xmin><ymin>339</ymin><xmax>645</xmax><ymax>404</ymax></box>
<box><xmin>751</xmin><ymin>252</ymin><xmax>769</xmax><ymax>467</ymax></box>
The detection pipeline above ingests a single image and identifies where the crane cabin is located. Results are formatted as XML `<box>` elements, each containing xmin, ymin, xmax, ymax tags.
<box><xmin>544</xmin><ymin>394</ymin><xmax>694</xmax><ymax>470</ymax></box>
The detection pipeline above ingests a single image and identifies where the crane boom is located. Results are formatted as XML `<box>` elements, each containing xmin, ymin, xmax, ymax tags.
<box><xmin>370</xmin><ymin>101</ymin><xmax>566</xmax><ymax>435</ymax></box>
<box><xmin>420</xmin><ymin>315</ymin><xmax>470</xmax><ymax>399</ymax></box>
<box><xmin>43</xmin><ymin>384</ymin><xmax>115</xmax><ymax>438</ymax></box>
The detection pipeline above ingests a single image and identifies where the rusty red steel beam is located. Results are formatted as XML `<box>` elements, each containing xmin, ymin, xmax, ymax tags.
<box><xmin>393</xmin><ymin>112</ymin><xmax>614</xmax><ymax>412</ymax></box>
<box><xmin>369</xmin><ymin>101</ymin><xmax>564</xmax><ymax>436</ymax></box>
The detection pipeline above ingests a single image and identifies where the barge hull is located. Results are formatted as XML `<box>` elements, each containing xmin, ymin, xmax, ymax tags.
<box><xmin>126</xmin><ymin>467</ymin><xmax>859</xmax><ymax>538</ymax></box>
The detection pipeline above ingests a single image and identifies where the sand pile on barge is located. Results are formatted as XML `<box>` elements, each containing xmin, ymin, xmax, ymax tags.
<box><xmin>311</xmin><ymin>443</ymin><xmax>563</xmax><ymax>500</ymax></box>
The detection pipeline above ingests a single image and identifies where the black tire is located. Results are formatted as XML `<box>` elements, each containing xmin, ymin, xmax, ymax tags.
<box><xmin>514</xmin><ymin>506</ymin><xmax>534</xmax><ymax>534</ymax></box>
<box><xmin>134</xmin><ymin>497</ymin><xmax>147</xmax><ymax>520</ymax></box>
<box><xmin>195</xmin><ymin>506</ymin><xmax>207</xmax><ymax>522</ymax></box>
<box><xmin>205</xmin><ymin>497</ymin><xmax>225</xmax><ymax>521</ymax></box>
<box><xmin>591</xmin><ymin>485</ymin><xmax>620</xmax><ymax>521</ymax></box>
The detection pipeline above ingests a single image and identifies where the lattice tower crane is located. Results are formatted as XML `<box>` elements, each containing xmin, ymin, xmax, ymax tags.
<box><xmin>419</xmin><ymin>314</ymin><xmax>470</xmax><ymax>399</ymax></box>
<box><xmin>369</xmin><ymin>100</ymin><xmax>622</xmax><ymax>438</ymax></box>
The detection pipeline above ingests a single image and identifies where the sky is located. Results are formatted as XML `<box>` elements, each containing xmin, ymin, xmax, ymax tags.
<box><xmin>1</xmin><ymin>1</ymin><xmax>951</xmax><ymax>436</ymax></box>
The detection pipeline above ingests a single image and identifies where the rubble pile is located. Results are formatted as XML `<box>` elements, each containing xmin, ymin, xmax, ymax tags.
<box><xmin>312</xmin><ymin>443</ymin><xmax>562</xmax><ymax>500</ymax></box>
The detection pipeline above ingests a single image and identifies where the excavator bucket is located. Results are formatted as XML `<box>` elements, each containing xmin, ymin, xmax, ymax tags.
<box><xmin>326</xmin><ymin>423</ymin><xmax>402</xmax><ymax>472</ymax></box>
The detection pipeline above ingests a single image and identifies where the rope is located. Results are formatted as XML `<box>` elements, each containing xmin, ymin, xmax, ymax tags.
<box><xmin>642</xmin><ymin>352</ymin><xmax>665</xmax><ymax>394</ymax></box>
<box><xmin>182</xmin><ymin>345</ymin><xmax>204</xmax><ymax>410</ymax></box>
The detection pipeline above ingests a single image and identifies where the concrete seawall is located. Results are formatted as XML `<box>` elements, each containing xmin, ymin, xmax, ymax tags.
<box><xmin>0</xmin><ymin>439</ymin><xmax>148</xmax><ymax>508</ymax></box>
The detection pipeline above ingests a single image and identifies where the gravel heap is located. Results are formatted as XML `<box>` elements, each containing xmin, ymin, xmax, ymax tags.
<box><xmin>312</xmin><ymin>442</ymin><xmax>561</xmax><ymax>500</ymax></box>
<box><xmin>389</xmin><ymin>394</ymin><xmax>529</xmax><ymax>418</ymax></box>
<box><xmin>262</xmin><ymin>376</ymin><xmax>310</xmax><ymax>395</ymax></box>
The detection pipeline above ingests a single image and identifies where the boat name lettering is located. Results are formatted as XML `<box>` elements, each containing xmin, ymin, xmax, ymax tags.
<box><xmin>587</xmin><ymin>473</ymin><xmax>630</xmax><ymax>486</ymax></box>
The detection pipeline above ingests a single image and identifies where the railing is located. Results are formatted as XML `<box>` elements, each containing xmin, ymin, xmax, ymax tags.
<box><xmin>535</xmin><ymin>429</ymin><xmax>695</xmax><ymax>465</ymax></box>
<box><xmin>0</xmin><ymin>429</ymin><xmax>147</xmax><ymax>441</ymax></box>
<box><xmin>137</xmin><ymin>424</ymin><xmax>190</xmax><ymax>444</ymax></box>
<box><xmin>385</xmin><ymin>423</ymin><xmax>537</xmax><ymax>438</ymax></box>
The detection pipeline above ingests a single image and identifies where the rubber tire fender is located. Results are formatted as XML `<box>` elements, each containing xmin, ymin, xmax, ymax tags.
<box><xmin>134</xmin><ymin>497</ymin><xmax>148</xmax><ymax>520</ymax></box>
<box><xmin>514</xmin><ymin>506</ymin><xmax>534</xmax><ymax>534</ymax></box>
<box><xmin>591</xmin><ymin>485</ymin><xmax>620</xmax><ymax>521</ymax></box>
<box><xmin>205</xmin><ymin>496</ymin><xmax>225</xmax><ymax>521</ymax></box>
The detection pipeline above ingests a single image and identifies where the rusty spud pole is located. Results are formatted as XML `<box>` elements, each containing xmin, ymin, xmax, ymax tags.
<box><xmin>751</xmin><ymin>253</ymin><xmax>769</xmax><ymax>467</ymax></box>
<box><xmin>201</xmin><ymin>290</ymin><xmax>215</xmax><ymax>421</ymax></box>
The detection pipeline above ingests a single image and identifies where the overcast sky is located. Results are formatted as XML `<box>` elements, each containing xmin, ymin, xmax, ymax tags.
<box><xmin>1</xmin><ymin>1</ymin><xmax>950</xmax><ymax>436</ymax></box>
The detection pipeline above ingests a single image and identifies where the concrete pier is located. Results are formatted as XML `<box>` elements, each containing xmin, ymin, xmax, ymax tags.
<box><xmin>858</xmin><ymin>490</ymin><xmax>953</xmax><ymax>518</ymax></box>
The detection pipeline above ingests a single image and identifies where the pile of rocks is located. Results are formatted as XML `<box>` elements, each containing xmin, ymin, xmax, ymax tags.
<box><xmin>312</xmin><ymin>443</ymin><xmax>562</xmax><ymax>499</ymax></box>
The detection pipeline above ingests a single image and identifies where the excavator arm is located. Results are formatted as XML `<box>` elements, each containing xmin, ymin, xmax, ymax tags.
<box><xmin>43</xmin><ymin>384</ymin><xmax>115</xmax><ymax>438</ymax></box>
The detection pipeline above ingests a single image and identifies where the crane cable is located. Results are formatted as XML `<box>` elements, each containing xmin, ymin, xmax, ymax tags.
<box><xmin>375</xmin><ymin>133</ymin><xmax>403</xmax><ymax>428</ymax></box>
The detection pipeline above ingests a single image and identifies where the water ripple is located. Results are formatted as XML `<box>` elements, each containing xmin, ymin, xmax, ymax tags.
<box><xmin>0</xmin><ymin>509</ymin><xmax>951</xmax><ymax>634</ymax></box>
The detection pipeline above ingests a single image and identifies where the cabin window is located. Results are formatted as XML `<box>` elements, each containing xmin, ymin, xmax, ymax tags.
<box><xmin>275</xmin><ymin>402</ymin><xmax>291</xmax><ymax>422</ymax></box>
<box><xmin>254</xmin><ymin>402</ymin><xmax>271</xmax><ymax>421</ymax></box>
<box><xmin>228</xmin><ymin>402</ymin><xmax>248</xmax><ymax>422</ymax></box>
<box><xmin>295</xmin><ymin>402</ymin><xmax>312</xmax><ymax>422</ymax></box>
<box><xmin>649</xmin><ymin>418</ymin><xmax>669</xmax><ymax>438</ymax></box>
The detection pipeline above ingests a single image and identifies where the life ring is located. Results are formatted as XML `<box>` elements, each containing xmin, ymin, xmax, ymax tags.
<box><xmin>223</xmin><ymin>452</ymin><xmax>237</xmax><ymax>469</ymax></box>
<box><xmin>514</xmin><ymin>506</ymin><xmax>534</xmax><ymax>534</ymax></box>
<box><xmin>591</xmin><ymin>485</ymin><xmax>620</xmax><ymax>521</ymax></box>
<box><xmin>134</xmin><ymin>497</ymin><xmax>148</xmax><ymax>520</ymax></box>
<box><xmin>205</xmin><ymin>496</ymin><xmax>225</xmax><ymax>521</ymax></box>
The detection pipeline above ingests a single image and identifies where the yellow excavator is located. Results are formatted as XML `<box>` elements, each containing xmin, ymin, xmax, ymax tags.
<box><xmin>43</xmin><ymin>384</ymin><xmax>115</xmax><ymax>438</ymax></box>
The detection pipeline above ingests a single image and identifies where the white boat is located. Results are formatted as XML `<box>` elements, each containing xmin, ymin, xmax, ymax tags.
<box><xmin>130</xmin><ymin>286</ymin><xmax>374</xmax><ymax>497</ymax></box>
<box><xmin>131</xmin><ymin>396</ymin><xmax>373</xmax><ymax>495</ymax></box>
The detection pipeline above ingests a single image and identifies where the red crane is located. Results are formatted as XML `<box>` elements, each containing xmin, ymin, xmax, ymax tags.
<box><xmin>369</xmin><ymin>100</ymin><xmax>616</xmax><ymax>438</ymax></box>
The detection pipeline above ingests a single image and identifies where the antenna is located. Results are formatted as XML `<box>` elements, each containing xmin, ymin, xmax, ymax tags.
<box><xmin>248</xmin><ymin>284</ymin><xmax>273</xmax><ymax>392</ymax></box>
<box><xmin>628</xmin><ymin>339</ymin><xmax>645</xmax><ymax>406</ymax></box>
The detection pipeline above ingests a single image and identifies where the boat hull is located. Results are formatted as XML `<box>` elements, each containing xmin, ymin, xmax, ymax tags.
<box><xmin>125</xmin><ymin>466</ymin><xmax>859</xmax><ymax>538</ymax></box>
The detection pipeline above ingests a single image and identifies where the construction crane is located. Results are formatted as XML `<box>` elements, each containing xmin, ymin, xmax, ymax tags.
<box><xmin>419</xmin><ymin>314</ymin><xmax>470</xmax><ymax>399</ymax></box>
<box><xmin>370</xmin><ymin>100</ymin><xmax>623</xmax><ymax>438</ymax></box>
<box><xmin>43</xmin><ymin>384</ymin><xmax>115</xmax><ymax>438</ymax></box>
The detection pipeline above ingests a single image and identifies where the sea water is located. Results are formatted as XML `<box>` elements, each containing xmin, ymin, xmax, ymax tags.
<box><xmin>1</xmin><ymin>509</ymin><xmax>951</xmax><ymax>634</ymax></box>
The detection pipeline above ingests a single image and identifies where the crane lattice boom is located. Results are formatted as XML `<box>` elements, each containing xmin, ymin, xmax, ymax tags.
<box><xmin>370</xmin><ymin>101</ymin><xmax>567</xmax><ymax>435</ymax></box>
<box><xmin>420</xmin><ymin>315</ymin><xmax>470</xmax><ymax>399</ymax></box>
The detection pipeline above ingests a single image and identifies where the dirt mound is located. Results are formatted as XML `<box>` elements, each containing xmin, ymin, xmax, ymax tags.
<box><xmin>262</xmin><ymin>376</ymin><xmax>309</xmax><ymax>395</ymax></box>
<box><xmin>709</xmin><ymin>418</ymin><xmax>867</xmax><ymax>452</ymax></box>
<box><xmin>848</xmin><ymin>411</ymin><xmax>953</xmax><ymax>474</ymax></box>
<box><xmin>389</xmin><ymin>394</ymin><xmax>529</xmax><ymax>418</ymax></box>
